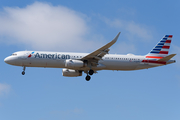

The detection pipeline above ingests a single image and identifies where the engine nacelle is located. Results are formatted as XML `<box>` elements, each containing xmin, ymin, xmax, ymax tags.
<box><xmin>62</xmin><ymin>69</ymin><xmax>82</xmax><ymax>77</ymax></box>
<box><xmin>65</xmin><ymin>59</ymin><xmax>85</xmax><ymax>68</ymax></box>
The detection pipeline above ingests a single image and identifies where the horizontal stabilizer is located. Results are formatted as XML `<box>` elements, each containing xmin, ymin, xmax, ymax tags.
<box><xmin>157</xmin><ymin>54</ymin><xmax>176</xmax><ymax>62</ymax></box>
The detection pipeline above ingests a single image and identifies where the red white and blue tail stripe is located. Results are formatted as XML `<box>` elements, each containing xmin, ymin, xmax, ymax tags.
<box><xmin>146</xmin><ymin>35</ymin><xmax>172</xmax><ymax>58</ymax></box>
<box><xmin>142</xmin><ymin>35</ymin><xmax>173</xmax><ymax>65</ymax></box>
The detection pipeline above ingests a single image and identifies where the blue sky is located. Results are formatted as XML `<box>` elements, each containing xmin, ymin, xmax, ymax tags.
<box><xmin>0</xmin><ymin>0</ymin><xmax>180</xmax><ymax>120</ymax></box>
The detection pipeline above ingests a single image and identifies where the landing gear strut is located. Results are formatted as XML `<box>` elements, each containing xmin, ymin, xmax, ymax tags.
<box><xmin>22</xmin><ymin>66</ymin><xmax>26</xmax><ymax>75</ymax></box>
<box><xmin>85</xmin><ymin>69</ymin><xmax>94</xmax><ymax>81</ymax></box>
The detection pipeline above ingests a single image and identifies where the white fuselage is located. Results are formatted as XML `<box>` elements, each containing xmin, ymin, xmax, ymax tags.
<box><xmin>4</xmin><ymin>51</ymin><xmax>168</xmax><ymax>71</ymax></box>
<box><xmin>4</xmin><ymin>33</ymin><xmax>176</xmax><ymax>81</ymax></box>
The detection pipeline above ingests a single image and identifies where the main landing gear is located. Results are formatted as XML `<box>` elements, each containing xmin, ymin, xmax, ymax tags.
<box><xmin>22</xmin><ymin>66</ymin><xmax>26</xmax><ymax>75</ymax></box>
<box><xmin>86</xmin><ymin>75</ymin><xmax>91</xmax><ymax>81</ymax></box>
<box><xmin>89</xmin><ymin>69</ymin><xmax>94</xmax><ymax>75</ymax></box>
<box><xmin>85</xmin><ymin>69</ymin><xmax>94</xmax><ymax>81</ymax></box>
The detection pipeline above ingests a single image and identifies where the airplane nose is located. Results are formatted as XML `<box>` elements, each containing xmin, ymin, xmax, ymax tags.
<box><xmin>4</xmin><ymin>56</ymin><xmax>12</xmax><ymax>64</ymax></box>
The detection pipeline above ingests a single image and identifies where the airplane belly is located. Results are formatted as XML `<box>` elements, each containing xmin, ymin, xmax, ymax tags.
<box><xmin>100</xmin><ymin>60</ymin><xmax>139</xmax><ymax>70</ymax></box>
<box><xmin>27</xmin><ymin>59</ymin><xmax>65</xmax><ymax>68</ymax></box>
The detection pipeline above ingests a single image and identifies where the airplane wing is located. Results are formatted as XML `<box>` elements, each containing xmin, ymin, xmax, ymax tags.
<box><xmin>81</xmin><ymin>32</ymin><xmax>121</xmax><ymax>64</ymax></box>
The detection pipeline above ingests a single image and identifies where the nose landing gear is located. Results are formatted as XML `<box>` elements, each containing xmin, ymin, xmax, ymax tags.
<box><xmin>22</xmin><ymin>66</ymin><xmax>26</xmax><ymax>75</ymax></box>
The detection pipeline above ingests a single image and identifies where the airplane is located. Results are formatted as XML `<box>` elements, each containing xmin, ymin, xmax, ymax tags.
<box><xmin>4</xmin><ymin>32</ymin><xmax>176</xmax><ymax>81</ymax></box>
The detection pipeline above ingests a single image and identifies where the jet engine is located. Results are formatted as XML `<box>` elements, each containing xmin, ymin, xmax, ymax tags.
<box><xmin>65</xmin><ymin>59</ymin><xmax>86</xmax><ymax>68</ymax></box>
<box><xmin>62</xmin><ymin>68</ymin><xmax>82</xmax><ymax>77</ymax></box>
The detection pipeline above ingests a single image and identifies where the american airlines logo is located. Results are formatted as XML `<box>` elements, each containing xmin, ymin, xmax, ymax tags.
<box><xmin>33</xmin><ymin>52</ymin><xmax>70</xmax><ymax>59</ymax></box>
<box><xmin>28</xmin><ymin>51</ymin><xmax>35</xmax><ymax>58</ymax></box>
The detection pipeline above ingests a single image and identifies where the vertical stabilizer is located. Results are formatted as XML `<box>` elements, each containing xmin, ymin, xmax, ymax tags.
<box><xmin>146</xmin><ymin>35</ymin><xmax>172</xmax><ymax>59</ymax></box>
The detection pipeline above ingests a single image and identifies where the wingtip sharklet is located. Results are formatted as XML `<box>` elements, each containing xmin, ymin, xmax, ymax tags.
<box><xmin>112</xmin><ymin>32</ymin><xmax>121</xmax><ymax>43</ymax></box>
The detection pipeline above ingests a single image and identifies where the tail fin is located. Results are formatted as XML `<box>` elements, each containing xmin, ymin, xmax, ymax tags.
<box><xmin>146</xmin><ymin>35</ymin><xmax>172</xmax><ymax>58</ymax></box>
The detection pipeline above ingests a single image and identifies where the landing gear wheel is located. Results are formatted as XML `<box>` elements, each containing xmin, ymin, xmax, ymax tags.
<box><xmin>86</xmin><ymin>75</ymin><xmax>91</xmax><ymax>81</ymax></box>
<box><xmin>22</xmin><ymin>71</ymin><xmax>25</xmax><ymax>75</ymax></box>
<box><xmin>89</xmin><ymin>69</ymin><xmax>94</xmax><ymax>75</ymax></box>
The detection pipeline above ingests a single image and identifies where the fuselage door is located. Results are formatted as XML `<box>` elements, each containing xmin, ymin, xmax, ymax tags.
<box><xmin>20</xmin><ymin>52</ymin><xmax>32</xmax><ymax>65</ymax></box>
<box><xmin>21</xmin><ymin>52</ymin><xmax>29</xmax><ymax>59</ymax></box>
<box><xmin>144</xmin><ymin>58</ymin><xmax>149</xmax><ymax>65</ymax></box>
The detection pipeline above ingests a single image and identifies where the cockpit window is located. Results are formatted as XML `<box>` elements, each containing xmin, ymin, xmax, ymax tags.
<box><xmin>11</xmin><ymin>53</ymin><xmax>17</xmax><ymax>56</ymax></box>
